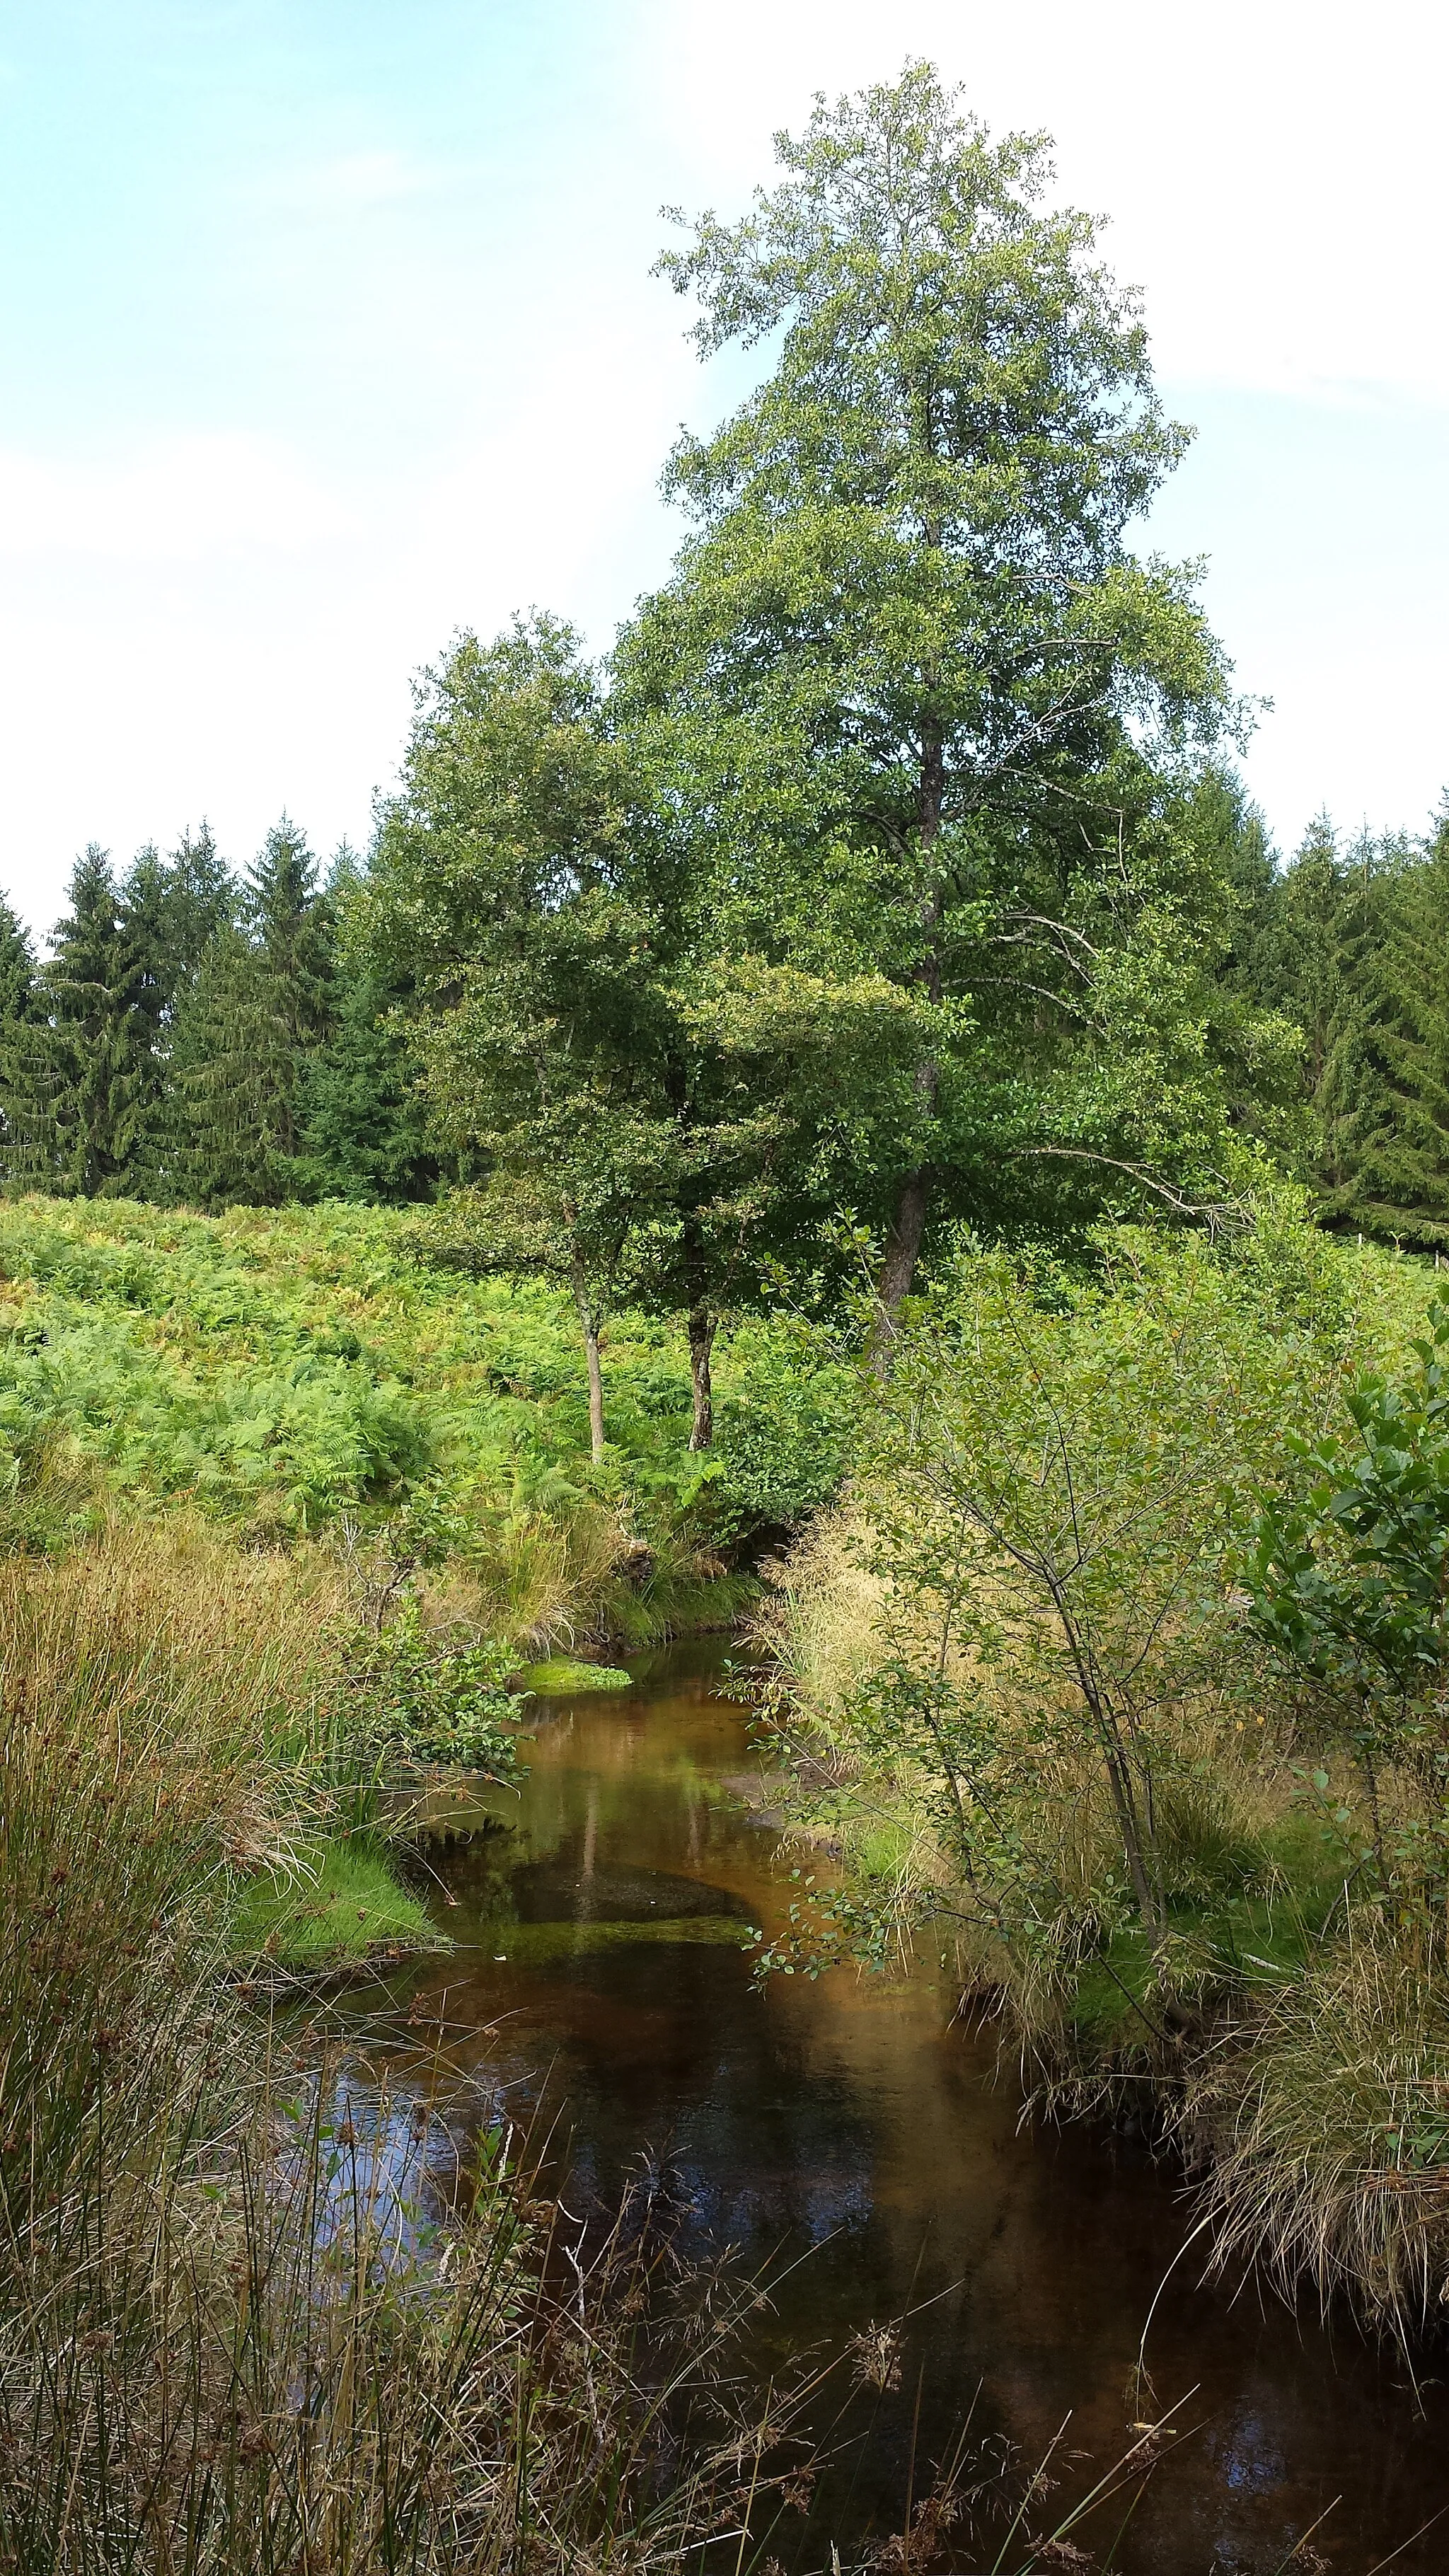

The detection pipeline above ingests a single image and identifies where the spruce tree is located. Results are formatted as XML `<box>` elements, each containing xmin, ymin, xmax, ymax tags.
<box><xmin>156</xmin><ymin>818</ymin><xmax>333</xmax><ymax>1206</ymax></box>
<box><xmin>158</xmin><ymin>930</ymin><xmax>282</xmax><ymax>1207</ymax></box>
<box><xmin>117</xmin><ymin>845</ymin><xmax>178</xmax><ymax>1165</ymax></box>
<box><xmin>126</xmin><ymin>823</ymin><xmax>241</xmax><ymax>1199</ymax></box>
<box><xmin>294</xmin><ymin>976</ymin><xmax>435</xmax><ymax>1201</ymax></box>
<box><xmin>11</xmin><ymin>847</ymin><xmax>154</xmax><ymax>1196</ymax></box>
<box><xmin>1191</xmin><ymin>768</ymin><xmax>1283</xmax><ymax>1012</ymax></box>
<box><xmin>0</xmin><ymin>897</ymin><xmax>38</xmax><ymax>1179</ymax></box>
<box><xmin>163</xmin><ymin>822</ymin><xmax>236</xmax><ymax>993</ymax></box>
<box><xmin>1353</xmin><ymin>809</ymin><xmax>1449</xmax><ymax>1240</ymax></box>
<box><xmin>0</xmin><ymin>897</ymin><xmax>36</xmax><ymax>1027</ymax></box>
<box><xmin>248</xmin><ymin>816</ymin><xmax>333</xmax><ymax>1121</ymax></box>
<box><xmin>291</xmin><ymin>844</ymin><xmax>434</xmax><ymax>1202</ymax></box>
<box><xmin>1264</xmin><ymin>819</ymin><xmax>1392</xmax><ymax>1215</ymax></box>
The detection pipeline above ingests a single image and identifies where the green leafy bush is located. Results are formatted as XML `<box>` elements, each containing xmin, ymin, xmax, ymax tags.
<box><xmin>357</xmin><ymin>1600</ymin><xmax>529</xmax><ymax>1774</ymax></box>
<box><xmin>712</xmin><ymin>1319</ymin><xmax>856</xmax><ymax>1534</ymax></box>
<box><xmin>1250</xmin><ymin>1292</ymin><xmax>1449</xmax><ymax>1701</ymax></box>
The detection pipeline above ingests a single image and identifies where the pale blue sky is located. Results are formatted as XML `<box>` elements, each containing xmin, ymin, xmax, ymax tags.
<box><xmin>0</xmin><ymin>0</ymin><xmax>1444</xmax><ymax>929</ymax></box>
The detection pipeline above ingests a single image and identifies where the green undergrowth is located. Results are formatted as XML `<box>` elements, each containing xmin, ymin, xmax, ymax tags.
<box><xmin>750</xmin><ymin>1215</ymin><xmax>1449</xmax><ymax>2338</ymax></box>
<box><xmin>1065</xmin><ymin>1818</ymin><xmax>1353</xmax><ymax>2049</ymax></box>
<box><xmin>227</xmin><ymin>1839</ymin><xmax>443</xmax><ymax>1973</ymax></box>
<box><xmin>0</xmin><ymin>1200</ymin><xmax>852</xmax><ymax>1652</ymax></box>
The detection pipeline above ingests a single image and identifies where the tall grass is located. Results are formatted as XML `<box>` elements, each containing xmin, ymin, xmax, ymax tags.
<box><xmin>0</xmin><ymin>1525</ymin><xmax>802</xmax><ymax>2574</ymax></box>
<box><xmin>1187</xmin><ymin>1920</ymin><xmax>1449</xmax><ymax>2339</ymax></box>
<box><xmin>0</xmin><ymin>1523</ymin><xmax>340</xmax><ymax>2181</ymax></box>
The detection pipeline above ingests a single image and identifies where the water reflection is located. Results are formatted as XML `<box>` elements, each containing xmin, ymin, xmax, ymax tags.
<box><xmin>340</xmin><ymin>1640</ymin><xmax>1449</xmax><ymax>2572</ymax></box>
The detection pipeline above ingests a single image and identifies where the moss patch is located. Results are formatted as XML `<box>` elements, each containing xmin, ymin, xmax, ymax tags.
<box><xmin>518</xmin><ymin>1658</ymin><xmax>634</xmax><ymax>1694</ymax></box>
<box><xmin>228</xmin><ymin>1839</ymin><xmax>443</xmax><ymax>1971</ymax></box>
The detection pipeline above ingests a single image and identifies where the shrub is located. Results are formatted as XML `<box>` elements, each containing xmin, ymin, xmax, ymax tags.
<box><xmin>354</xmin><ymin>1597</ymin><xmax>529</xmax><ymax>1774</ymax></box>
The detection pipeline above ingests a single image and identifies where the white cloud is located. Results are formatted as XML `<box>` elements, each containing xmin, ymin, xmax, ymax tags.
<box><xmin>0</xmin><ymin>434</ymin><xmax>354</xmax><ymax>565</ymax></box>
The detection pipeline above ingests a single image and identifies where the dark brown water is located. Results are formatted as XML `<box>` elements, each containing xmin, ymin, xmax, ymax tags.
<box><xmin>346</xmin><ymin>1639</ymin><xmax>1449</xmax><ymax>2572</ymax></box>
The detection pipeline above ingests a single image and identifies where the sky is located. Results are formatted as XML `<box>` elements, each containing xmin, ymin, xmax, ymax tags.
<box><xmin>0</xmin><ymin>0</ymin><xmax>1444</xmax><ymax>934</ymax></box>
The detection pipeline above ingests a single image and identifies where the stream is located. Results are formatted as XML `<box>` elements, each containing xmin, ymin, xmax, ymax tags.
<box><xmin>335</xmin><ymin>1636</ymin><xmax>1449</xmax><ymax>2573</ymax></box>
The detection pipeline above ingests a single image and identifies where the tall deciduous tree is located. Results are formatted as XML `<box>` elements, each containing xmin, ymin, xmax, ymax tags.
<box><xmin>362</xmin><ymin>620</ymin><xmax>655</xmax><ymax>1439</ymax></box>
<box><xmin>364</xmin><ymin>618</ymin><xmax>928</xmax><ymax>1445</ymax></box>
<box><xmin>620</xmin><ymin>62</ymin><xmax>1235</xmax><ymax>1298</ymax></box>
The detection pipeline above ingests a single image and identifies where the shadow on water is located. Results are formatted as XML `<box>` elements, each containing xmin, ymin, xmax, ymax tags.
<box><xmin>332</xmin><ymin>1637</ymin><xmax>1449</xmax><ymax>2574</ymax></box>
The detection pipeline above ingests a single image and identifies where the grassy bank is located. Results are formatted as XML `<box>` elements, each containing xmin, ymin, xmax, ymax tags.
<box><xmin>754</xmin><ymin>1213</ymin><xmax>1449</xmax><ymax>2341</ymax></box>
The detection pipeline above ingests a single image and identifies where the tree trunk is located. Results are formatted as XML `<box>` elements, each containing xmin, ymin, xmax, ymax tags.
<box><xmin>573</xmin><ymin>1266</ymin><xmax>606</xmax><ymax>1464</ymax></box>
<box><xmin>1101</xmin><ymin>1741</ymin><xmax>1162</xmax><ymax>1936</ymax></box>
<box><xmin>687</xmin><ymin>1304</ymin><xmax>715</xmax><ymax>1451</ymax></box>
<box><xmin>878</xmin><ymin>717</ymin><xmax>947</xmax><ymax>1312</ymax></box>
<box><xmin>584</xmin><ymin>1322</ymin><xmax>606</xmax><ymax>1465</ymax></box>
<box><xmin>879</xmin><ymin>1169</ymin><xmax>930</xmax><ymax>1310</ymax></box>
<box><xmin>1051</xmin><ymin>1578</ymin><xmax>1163</xmax><ymax>1935</ymax></box>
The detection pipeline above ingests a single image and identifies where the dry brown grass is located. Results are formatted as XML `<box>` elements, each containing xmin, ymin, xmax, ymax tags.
<box><xmin>752</xmin><ymin>1503</ymin><xmax>884</xmax><ymax>1731</ymax></box>
<box><xmin>1186</xmin><ymin>1919</ymin><xmax>1449</xmax><ymax>2337</ymax></box>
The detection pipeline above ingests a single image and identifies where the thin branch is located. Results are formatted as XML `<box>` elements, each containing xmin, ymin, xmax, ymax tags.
<box><xmin>1015</xmin><ymin>1148</ymin><xmax>1246</xmax><ymax>1230</ymax></box>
